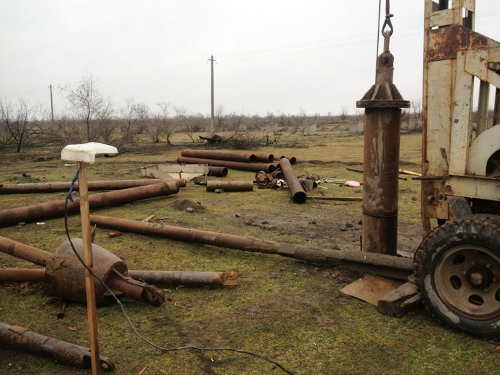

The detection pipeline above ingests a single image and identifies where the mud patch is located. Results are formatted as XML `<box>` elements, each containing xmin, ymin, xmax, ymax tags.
<box><xmin>171</xmin><ymin>199</ymin><xmax>206</xmax><ymax>213</ymax></box>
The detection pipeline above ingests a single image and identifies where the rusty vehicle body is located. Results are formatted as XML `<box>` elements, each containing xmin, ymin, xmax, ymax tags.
<box><xmin>0</xmin><ymin>181</ymin><xmax>179</xmax><ymax>228</ymax></box>
<box><xmin>413</xmin><ymin>1</ymin><xmax>500</xmax><ymax>338</ymax></box>
<box><xmin>0</xmin><ymin>322</ymin><xmax>114</xmax><ymax>370</ymax></box>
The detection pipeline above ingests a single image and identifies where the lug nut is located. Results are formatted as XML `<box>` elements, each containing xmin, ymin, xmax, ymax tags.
<box><xmin>486</xmin><ymin>263</ymin><xmax>491</xmax><ymax>269</ymax></box>
<box><xmin>483</xmin><ymin>288</ymin><xmax>489</xmax><ymax>293</ymax></box>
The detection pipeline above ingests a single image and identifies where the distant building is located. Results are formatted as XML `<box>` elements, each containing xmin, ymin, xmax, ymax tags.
<box><xmin>304</xmin><ymin>123</ymin><xmax>317</xmax><ymax>133</ymax></box>
<box><xmin>349</xmin><ymin>121</ymin><xmax>364</xmax><ymax>133</ymax></box>
<box><xmin>266</xmin><ymin>124</ymin><xmax>279</xmax><ymax>132</ymax></box>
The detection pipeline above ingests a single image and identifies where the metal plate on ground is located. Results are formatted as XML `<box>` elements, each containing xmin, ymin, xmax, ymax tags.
<box><xmin>340</xmin><ymin>274</ymin><xmax>403</xmax><ymax>306</ymax></box>
<box><xmin>141</xmin><ymin>164</ymin><xmax>208</xmax><ymax>181</ymax></box>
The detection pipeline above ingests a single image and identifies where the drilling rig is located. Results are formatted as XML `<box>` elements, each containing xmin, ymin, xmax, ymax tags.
<box><xmin>415</xmin><ymin>0</ymin><xmax>500</xmax><ymax>338</ymax></box>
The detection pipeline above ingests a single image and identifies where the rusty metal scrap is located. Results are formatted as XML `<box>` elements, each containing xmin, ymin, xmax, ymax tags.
<box><xmin>356</xmin><ymin>23</ymin><xmax>409</xmax><ymax>255</ymax></box>
<box><xmin>279</xmin><ymin>156</ymin><xmax>297</xmax><ymax>165</ymax></box>
<box><xmin>0</xmin><ymin>236</ymin><xmax>165</xmax><ymax>306</ymax></box>
<box><xmin>0</xmin><ymin>268</ymin><xmax>45</xmax><ymax>282</ymax></box>
<box><xmin>108</xmin><ymin>214</ymin><xmax>156</xmax><ymax>237</ymax></box>
<box><xmin>177</xmin><ymin>156</ymin><xmax>276</xmax><ymax>173</ymax></box>
<box><xmin>89</xmin><ymin>215</ymin><xmax>414</xmax><ymax>280</ymax></box>
<box><xmin>279</xmin><ymin>158</ymin><xmax>306</xmax><ymax>203</ymax></box>
<box><xmin>129</xmin><ymin>271</ymin><xmax>238</xmax><ymax>286</ymax></box>
<box><xmin>181</xmin><ymin>149</ymin><xmax>274</xmax><ymax>163</ymax></box>
<box><xmin>206</xmin><ymin>181</ymin><xmax>254</xmax><ymax>192</ymax></box>
<box><xmin>0</xmin><ymin>181</ymin><xmax>179</xmax><ymax>228</ymax></box>
<box><xmin>0</xmin><ymin>236</ymin><xmax>51</xmax><ymax>266</ymax></box>
<box><xmin>207</xmin><ymin>166</ymin><xmax>228</xmax><ymax>177</ymax></box>
<box><xmin>0</xmin><ymin>268</ymin><xmax>238</xmax><ymax>287</ymax></box>
<box><xmin>0</xmin><ymin>321</ymin><xmax>114</xmax><ymax>370</ymax></box>
<box><xmin>0</xmin><ymin>179</ymin><xmax>185</xmax><ymax>194</ymax></box>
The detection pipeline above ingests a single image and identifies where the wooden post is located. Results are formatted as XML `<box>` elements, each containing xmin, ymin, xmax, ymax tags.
<box><xmin>78</xmin><ymin>162</ymin><xmax>101</xmax><ymax>375</ymax></box>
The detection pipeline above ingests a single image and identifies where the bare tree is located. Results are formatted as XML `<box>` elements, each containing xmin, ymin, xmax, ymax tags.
<box><xmin>148</xmin><ymin>102</ymin><xmax>176</xmax><ymax>145</ymax></box>
<box><xmin>411</xmin><ymin>100</ymin><xmax>422</xmax><ymax>121</ymax></box>
<box><xmin>0</xmin><ymin>97</ymin><xmax>39</xmax><ymax>152</ymax></box>
<box><xmin>215</xmin><ymin>105</ymin><xmax>225</xmax><ymax>131</ymax></box>
<box><xmin>60</xmin><ymin>74</ymin><xmax>112</xmax><ymax>142</ymax></box>
<box><xmin>339</xmin><ymin>106</ymin><xmax>349</xmax><ymax>123</ymax></box>
<box><xmin>118</xmin><ymin>97</ymin><xmax>149</xmax><ymax>146</ymax></box>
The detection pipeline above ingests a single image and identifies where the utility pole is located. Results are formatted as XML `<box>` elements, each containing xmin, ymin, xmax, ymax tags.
<box><xmin>208</xmin><ymin>56</ymin><xmax>216</xmax><ymax>134</ymax></box>
<box><xmin>49</xmin><ymin>84</ymin><xmax>54</xmax><ymax>122</ymax></box>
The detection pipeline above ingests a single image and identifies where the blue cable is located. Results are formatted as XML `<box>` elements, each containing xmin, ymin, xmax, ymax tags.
<box><xmin>67</xmin><ymin>164</ymin><xmax>82</xmax><ymax>202</ymax></box>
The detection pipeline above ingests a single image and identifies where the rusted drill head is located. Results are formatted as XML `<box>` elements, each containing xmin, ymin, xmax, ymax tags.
<box><xmin>44</xmin><ymin>239</ymin><xmax>164</xmax><ymax>306</ymax></box>
<box><xmin>356</xmin><ymin>51</ymin><xmax>409</xmax><ymax>109</ymax></box>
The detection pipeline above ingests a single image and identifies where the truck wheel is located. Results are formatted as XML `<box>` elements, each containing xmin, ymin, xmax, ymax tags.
<box><xmin>415</xmin><ymin>214</ymin><xmax>500</xmax><ymax>339</ymax></box>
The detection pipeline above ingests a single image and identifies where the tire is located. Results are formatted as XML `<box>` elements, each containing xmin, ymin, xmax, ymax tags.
<box><xmin>415</xmin><ymin>214</ymin><xmax>500</xmax><ymax>339</ymax></box>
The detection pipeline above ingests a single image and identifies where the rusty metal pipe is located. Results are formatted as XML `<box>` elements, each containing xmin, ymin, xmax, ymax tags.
<box><xmin>0</xmin><ymin>268</ymin><xmax>238</xmax><ymax>287</ymax></box>
<box><xmin>0</xmin><ymin>179</ymin><xmax>185</xmax><ymax>194</ymax></box>
<box><xmin>254</xmin><ymin>153</ymin><xmax>274</xmax><ymax>163</ymax></box>
<box><xmin>0</xmin><ymin>236</ymin><xmax>165</xmax><ymax>306</ymax></box>
<box><xmin>356</xmin><ymin>46</ymin><xmax>410</xmax><ymax>255</ymax></box>
<box><xmin>89</xmin><ymin>215</ymin><xmax>414</xmax><ymax>280</ymax></box>
<box><xmin>207</xmin><ymin>166</ymin><xmax>228</xmax><ymax>177</ymax></box>
<box><xmin>0</xmin><ymin>321</ymin><xmax>114</xmax><ymax>370</ymax></box>
<box><xmin>129</xmin><ymin>271</ymin><xmax>238</xmax><ymax>286</ymax></box>
<box><xmin>0</xmin><ymin>268</ymin><xmax>46</xmax><ymax>282</ymax></box>
<box><xmin>0</xmin><ymin>181</ymin><xmax>179</xmax><ymax>228</ymax></box>
<box><xmin>206</xmin><ymin>181</ymin><xmax>254</xmax><ymax>192</ymax></box>
<box><xmin>0</xmin><ymin>236</ymin><xmax>52</xmax><ymax>266</ymax></box>
<box><xmin>279</xmin><ymin>158</ymin><xmax>306</xmax><ymax>203</ymax></box>
<box><xmin>177</xmin><ymin>156</ymin><xmax>276</xmax><ymax>173</ymax></box>
<box><xmin>181</xmin><ymin>149</ymin><xmax>258</xmax><ymax>163</ymax></box>
<box><xmin>280</xmin><ymin>156</ymin><xmax>297</xmax><ymax>165</ymax></box>
<box><xmin>361</xmin><ymin>109</ymin><xmax>401</xmax><ymax>255</ymax></box>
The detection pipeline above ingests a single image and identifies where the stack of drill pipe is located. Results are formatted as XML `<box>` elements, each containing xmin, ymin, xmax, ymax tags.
<box><xmin>206</xmin><ymin>181</ymin><xmax>254</xmax><ymax>192</ymax></box>
<box><xmin>0</xmin><ymin>321</ymin><xmax>114</xmax><ymax>370</ymax></box>
<box><xmin>89</xmin><ymin>215</ymin><xmax>415</xmax><ymax>281</ymax></box>
<box><xmin>177</xmin><ymin>149</ymin><xmax>287</xmax><ymax>173</ymax></box>
<box><xmin>0</xmin><ymin>269</ymin><xmax>238</xmax><ymax>287</ymax></box>
<box><xmin>0</xmin><ymin>181</ymin><xmax>179</xmax><ymax>228</ymax></box>
<box><xmin>0</xmin><ymin>178</ymin><xmax>186</xmax><ymax>193</ymax></box>
<box><xmin>279</xmin><ymin>158</ymin><xmax>307</xmax><ymax>203</ymax></box>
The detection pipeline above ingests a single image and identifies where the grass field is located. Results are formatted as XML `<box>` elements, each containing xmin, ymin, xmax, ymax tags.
<box><xmin>0</xmin><ymin>130</ymin><xmax>498</xmax><ymax>375</ymax></box>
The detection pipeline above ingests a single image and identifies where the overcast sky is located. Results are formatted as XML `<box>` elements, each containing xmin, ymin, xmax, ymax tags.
<box><xmin>1</xmin><ymin>1</ymin><xmax>500</xmax><ymax>117</ymax></box>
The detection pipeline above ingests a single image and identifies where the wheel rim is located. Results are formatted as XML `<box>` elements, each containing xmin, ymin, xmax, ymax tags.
<box><xmin>434</xmin><ymin>244</ymin><xmax>500</xmax><ymax>320</ymax></box>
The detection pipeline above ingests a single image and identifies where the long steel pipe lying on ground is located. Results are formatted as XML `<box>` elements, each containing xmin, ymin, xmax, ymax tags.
<box><xmin>90</xmin><ymin>215</ymin><xmax>415</xmax><ymax>280</ymax></box>
<box><xmin>279</xmin><ymin>158</ymin><xmax>306</xmax><ymax>203</ymax></box>
<box><xmin>177</xmin><ymin>156</ymin><xmax>276</xmax><ymax>173</ymax></box>
<box><xmin>128</xmin><ymin>270</ymin><xmax>238</xmax><ymax>286</ymax></box>
<box><xmin>181</xmin><ymin>149</ymin><xmax>272</xmax><ymax>163</ymax></box>
<box><xmin>0</xmin><ymin>178</ymin><xmax>185</xmax><ymax>194</ymax></box>
<box><xmin>206</xmin><ymin>181</ymin><xmax>254</xmax><ymax>192</ymax></box>
<box><xmin>0</xmin><ymin>321</ymin><xmax>114</xmax><ymax>370</ymax></box>
<box><xmin>0</xmin><ymin>268</ymin><xmax>238</xmax><ymax>287</ymax></box>
<box><xmin>0</xmin><ymin>181</ymin><xmax>179</xmax><ymax>228</ymax></box>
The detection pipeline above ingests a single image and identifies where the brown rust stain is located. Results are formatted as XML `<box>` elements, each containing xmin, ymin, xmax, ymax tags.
<box><xmin>429</xmin><ymin>25</ymin><xmax>489</xmax><ymax>61</ymax></box>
